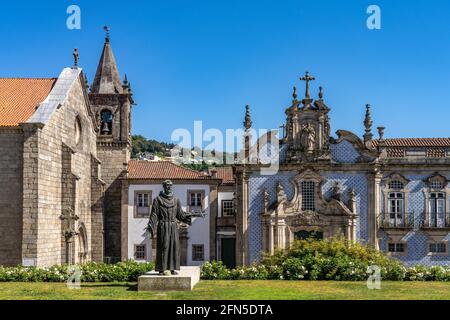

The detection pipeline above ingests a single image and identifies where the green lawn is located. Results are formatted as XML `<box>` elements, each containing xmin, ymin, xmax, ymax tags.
<box><xmin>0</xmin><ymin>281</ymin><xmax>449</xmax><ymax>300</ymax></box>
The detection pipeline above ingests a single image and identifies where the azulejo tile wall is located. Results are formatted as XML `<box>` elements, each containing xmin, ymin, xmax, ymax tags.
<box><xmin>378</xmin><ymin>174</ymin><xmax>450</xmax><ymax>266</ymax></box>
<box><xmin>248</xmin><ymin>171</ymin><xmax>297</xmax><ymax>263</ymax></box>
<box><xmin>330</xmin><ymin>140</ymin><xmax>360</xmax><ymax>163</ymax></box>
<box><xmin>248</xmin><ymin>171</ymin><xmax>369</xmax><ymax>262</ymax></box>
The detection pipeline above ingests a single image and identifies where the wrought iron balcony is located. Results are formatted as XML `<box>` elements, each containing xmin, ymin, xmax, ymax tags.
<box><xmin>419</xmin><ymin>212</ymin><xmax>450</xmax><ymax>229</ymax></box>
<box><xmin>378</xmin><ymin>212</ymin><xmax>415</xmax><ymax>229</ymax></box>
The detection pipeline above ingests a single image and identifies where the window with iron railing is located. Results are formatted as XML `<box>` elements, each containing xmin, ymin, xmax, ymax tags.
<box><xmin>388</xmin><ymin>192</ymin><xmax>404</xmax><ymax>220</ymax></box>
<box><xmin>427</xmin><ymin>192</ymin><xmax>445</xmax><ymax>228</ymax></box>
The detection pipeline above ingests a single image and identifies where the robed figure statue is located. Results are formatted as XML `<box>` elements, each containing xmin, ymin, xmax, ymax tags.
<box><xmin>147</xmin><ymin>180</ymin><xmax>204</xmax><ymax>275</ymax></box>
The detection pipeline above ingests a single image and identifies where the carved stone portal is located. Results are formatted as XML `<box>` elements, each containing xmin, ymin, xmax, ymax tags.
<box><xmin>261</xmin><ymin>169</ymin><xmax>358</xmax><ymax>254</ymax></box>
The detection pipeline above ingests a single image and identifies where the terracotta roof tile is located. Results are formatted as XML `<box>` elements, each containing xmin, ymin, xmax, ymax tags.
<box><xmin>372</xmin><ymin>138</ymin><xmax>450</xmax><ymax>148</ymax></box>
<box><xmin>0</xmin><ymin>78</ymin><xmax>57</xmax><ymax>126</ymax></box>
<box><xmin>128</xmin><ymin>160</ymin><xmax>212</xmax><ymax>180</ymax></box>
<box><xmin>212</xmin><ymin>167</ymin><xmax>235</xmax><ymax>184</ymax></box>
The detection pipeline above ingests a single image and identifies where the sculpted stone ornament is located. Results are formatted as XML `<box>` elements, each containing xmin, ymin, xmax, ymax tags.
<box><xmin>332</xmin><ymin>182</ymin><xmax>342</xmax><ymax>201</ymax></box>
<box><xmin>147</xmin><ymin>180</ymin><xmax>206</xmax><ymax>276</ymax></box>
<box><xmin>263</xmin><ymin>189</ymin><xmax>270</xmax><ymax>213</ymax></box>
<box><xmin>301</xmin><ymin>122</ymin><xmax>316</xmax><ymax>153</ymax></box>
<box><xmin>276</xmin><ymin>182</ymin><xmax>287</xmax><ymax>204</ymax></box>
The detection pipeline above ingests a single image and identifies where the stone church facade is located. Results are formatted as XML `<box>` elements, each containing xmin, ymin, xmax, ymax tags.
<box><xmin>0</xmin><ymin>34</ymin><xmax>131</xmax><ymax>266</ymax></box>
<box><xmin>234</xmin><ymin>72</ymin><xmax>450</xmax><ymax>267</ymax></box>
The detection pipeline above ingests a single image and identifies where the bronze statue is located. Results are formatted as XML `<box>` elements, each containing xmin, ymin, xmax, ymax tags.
<box><xmin>147</xmin><ymin>180</ymin><xmax>205</xmax><ymax>275</ymax></box>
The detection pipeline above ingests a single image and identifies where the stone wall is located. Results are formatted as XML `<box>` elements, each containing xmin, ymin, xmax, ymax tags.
<box><xmin>0</xmin><ymin>129</ymin><xmax>23</xmax><ymax>266</ymax></box>
<box><xmin>97</xmin><ymin>145</ymin><xmax>128</xmax><ymax>262</ymax></box>
<box><xmin>22</xmin><ymin>70</ymin><xmax>99</xmax><ymax>267</ymax></box>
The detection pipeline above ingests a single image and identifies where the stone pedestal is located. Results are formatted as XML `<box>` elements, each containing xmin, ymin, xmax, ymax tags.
<box><xmin>137</xmin><ymin>266</ymin><xmax>201</xmax><ymax>291</ymax></box>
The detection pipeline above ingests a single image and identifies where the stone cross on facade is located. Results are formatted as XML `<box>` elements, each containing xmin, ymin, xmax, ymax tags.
<box><xmin>299</xmin><ymin>71</ymin><xmax>315</xmax><ymax>100</ymax></box>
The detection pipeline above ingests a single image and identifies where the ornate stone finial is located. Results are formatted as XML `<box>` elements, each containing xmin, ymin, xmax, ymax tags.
<box><xmin>73</xmin><ymin>48</ymin><xmax>79</xmax><ymax>68</ymax></box>
<box><xmin>318</xmin><ymin>86</ymin><xmax>324</xmax><ymax>100</ymax></box>
<box><xmin>292</xmin><ymin>86</ymin><xmax>298</xmax><ymax>102</ymax></box>
<box><xmin>244</xmin><ymin>105</ymin><xmax>252</xmax><ymax>130</ymax></box>
<box><xmin>332</xmin><ymin>182</ymin><xmax>342</xmax><ymax>201</ymax></box>
<box><xmin>299</xmin><ymin>71</ymin><xmax>315</xmax><ymax>100</ymax></box>
<box><xmin>363</xmin><ymin>104</ymin><xmax>373</xmax><ymax>143</ymax></box>
<box><xmin>377</xmin><ymin>126</ymin><xmax>385</xmax><ymax>141</ymax></box>
<box><xmin>123</xmin><ymin>74</ymin><xmax>129</xmax><ymax>86</ymax></box>
<box><xmin>104</xmin><ymin>25</ymin><xmax>111</xmax><ymax>42</ymax></box>
<box><xmin>263</xmin><ymin>189</ymin><xmax>270</xmax><ymax>213</ymax></box>
<box><xmin>348</xmin><ymin>188</ymin><xmax>357</xmax><ymax>213</ymax></box>
<box><xmin>276</xmin><ymin>182</ymin><xmax>287</xmax><ymax>203</ymax></box>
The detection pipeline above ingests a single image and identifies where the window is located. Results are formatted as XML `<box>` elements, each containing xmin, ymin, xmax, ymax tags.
<box><xmin>74</xmin><ymin>117</ymin><xmax>82</xmax><ymax>145</ymax></box>
<box><xmin>388</xmin><ymin>192</ymin><xmax>404</xmax><ymax>220</ymax></box>
<box><xmin>222</xmin><ymin>200</ymin><xmax>234</xmax><ymax>216</ymax></box>
<box><xmin>388</xmin><ymin>180</ymin><xmax>404</xmax><ymax>190</ymax></box>
<box><xmin>135</xmin><ymin>191</ymin><xmax>151</xmax><ymax>218</ymax></box>
<box><xmin>100</xmin><ymin>110</ymin><xmax>113</xmax><ymax>135</ymax></box>
<box><xmin>188</xmin><ymin>190</ymin><xmax>204</xmax><ymax>213</ymax></box>
<box><xmin>429</xmin><ymin>192</ymin><xmax>445</xmax><ymax>227</ymax></box>
<box><xmin>134</xmin><ymin>244</ymin><xmax>146</xmax><ymax>260</ymax></box>
<box><xmin>301</xmin><ymin>181</ymin><xmax>315</xmax><ymax>211</ymax></box>
<box><xmin>430</xmin><ymin>180</ymin><xmax>444</xmax><ymax>189</ymax></box>
<box><xmin>429</xmin><ymin>242</ymin><xmax>447</xmax><ymax>254</ymax></box>
<box><xmin>192</xmin><ymin>244</ymin><xmax>204</xmax><ymax>261</ymax></box>
<box><xmin>388</xmin><ymin>243</ymin><xmax>405</xmax><ymax>253</ymax></box>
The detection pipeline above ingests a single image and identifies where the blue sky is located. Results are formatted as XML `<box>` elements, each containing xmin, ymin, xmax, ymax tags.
<box><xmin>1</xmin><ymin>0</ymin><xmax>450</xmax><ymax>146</ymax></box>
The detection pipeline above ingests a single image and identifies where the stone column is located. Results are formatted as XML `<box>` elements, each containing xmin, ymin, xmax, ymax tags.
<box><xmin>120</xmin><ymin>178</ymin><xmax>128</xmax><ymax>262</ymax></box>
<box><xmin>235</xmin><ymin>171</ymin><xmax>250</xmax><ymax>266</ymax></box>
<box><xmin>367</xmin><ymin>172</ymin><xmax>382</xmax><ymax>249</ymax></box>
<box><xmin>208</xmin><ymin>183</ymin><xmax>218</xmax><ymax>261</ymax></box>
<box><xmin>268</xmin><ymin>222</ymin><xmax>274</xmax><ymax>255</ymax></box>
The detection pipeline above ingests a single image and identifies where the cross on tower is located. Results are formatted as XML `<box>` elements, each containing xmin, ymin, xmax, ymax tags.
<box><xmin>299</xmin><ymin>71</ymin><xmax>315</xmax><ymax>99</ymax></box>
<box><xmin>73</xmin><ymin>48</ymin><xmax>79</xmax><ymax>68</ymax></box>
<box><xmin>104</xmin><ymin>25</ymin><xmax>111</xmax><ymax>42</ymax></box>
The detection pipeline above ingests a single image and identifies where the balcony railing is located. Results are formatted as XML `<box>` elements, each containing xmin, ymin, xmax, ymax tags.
<box><xmin>419</xmin><ymin>212</ymin><xmax>450</xmax><ymax>229</ymax></box>
<box><xmin>379</xmin><ymin>212</ymin><xmax>415</xmax><ymax>229</ymax></box>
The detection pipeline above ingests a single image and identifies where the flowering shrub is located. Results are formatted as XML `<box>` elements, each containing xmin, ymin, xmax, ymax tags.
<box><xmin>0</xmin><ymin>260</ymin><xmax>154</xmax><ymax>282</ymax></box>
<box><xmin>201</xmin><ymin>239</ymin><xmax>450</xmax><ymax>281</ymax></box>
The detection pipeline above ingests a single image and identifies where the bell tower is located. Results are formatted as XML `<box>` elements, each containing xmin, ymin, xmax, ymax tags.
<box><xmin>285</xmin><ymin>72</ymin><xmax>331</xmax><ymax>162</ymax></box>
<box><xmin>89</xmin><ymin>27</ymin><xmax>134</xmax><ymax>262</ymax></box>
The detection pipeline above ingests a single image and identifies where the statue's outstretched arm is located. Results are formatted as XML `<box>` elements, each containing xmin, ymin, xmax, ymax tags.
<box><xmin>176</xmin><ymin>199</ymin><xmax>193</xmax><ymax>225</ymax></box>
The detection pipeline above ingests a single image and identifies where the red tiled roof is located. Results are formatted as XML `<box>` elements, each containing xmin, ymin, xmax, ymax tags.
<box><xmin>372</xmin><ymin>138</ymin><xmax>450</xmax><ymax>148</ymax></box>
<box><xmin>128</xmin><ymin>160</ymin><xmax>212</xmax><ymax>180</ymax></box>
<box><xmin>213</xmin><ymin>167</ymin><xmax>235</xmax><ymax>184</ymax></box>
<box><xmin>0</xmin><ymin>78</ymin><xmax>57</xmax><ymax>126</ymax></box>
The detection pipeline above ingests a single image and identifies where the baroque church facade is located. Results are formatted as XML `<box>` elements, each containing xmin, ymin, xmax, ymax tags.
<box><xmin>0</xmin><ymin>33</ymin><xmax>132</xmax><ymax>266</ymax></box>
<box><xmin>234</xmin><ymin>72</ymin><xmax>450</xmax><ymax>267</ymax></box>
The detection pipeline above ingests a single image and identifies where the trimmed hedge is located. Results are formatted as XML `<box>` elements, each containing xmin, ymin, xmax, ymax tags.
<box><xmin>0</xmin><ymin>260</ymin><xmax>154</xmax><ymax>282</ymax></box>
<box><xmin>201</xmin><ymin>238</ymin><xmax>450</xmax><ymax>281</ymax></box>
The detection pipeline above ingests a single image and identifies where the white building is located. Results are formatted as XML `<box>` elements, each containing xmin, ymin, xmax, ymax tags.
<box><xmin>121</xmin><ymin>161</ymin><xmax>236</xmax><ymax>267</ymax></box>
